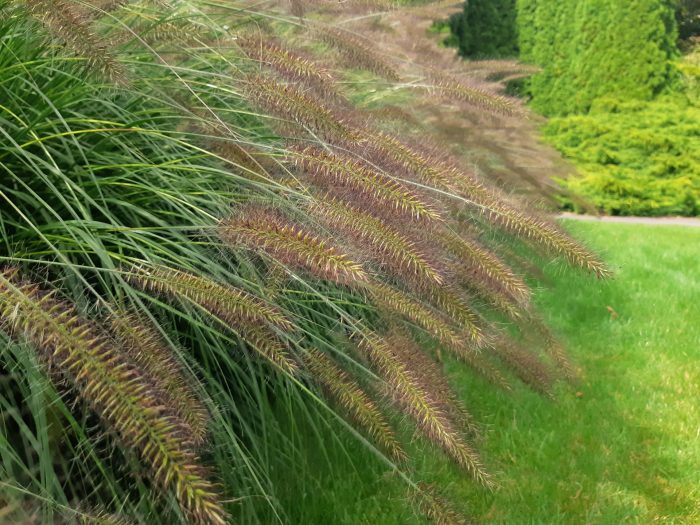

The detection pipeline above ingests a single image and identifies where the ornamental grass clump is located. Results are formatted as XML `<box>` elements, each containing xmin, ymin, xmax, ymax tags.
<box><xmin>0</xmin><ymin>0</ymin><xmax>609</xmax><ymax>523</ymax></box>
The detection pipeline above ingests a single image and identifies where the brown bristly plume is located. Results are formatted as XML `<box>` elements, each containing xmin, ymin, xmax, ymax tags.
<box><xmin>462</xmin><ymin>59</ymin><xmax>541</xmax><ymax>81</ymax></box>
<box><xmin>127</xmin><ymin>264</ymin><xmax>299</xmax><ymax>374</ymax></box>
<box><xmin>0</xmin><ymin>268</ymin><xmax>227</xmax><ymax>525</ymax></box>
<box><xmin>411</xmin><ymin>483</ymin><xmax>472</xmax><ymax>525</ymax></box>
<box><xmin>308</xmin><ymin>195</ymin><xmax>444</xmax><ymax>284</ymax></box>
<box><xmin>24</xmin><ymin>0</ymin><xmax>127</xmax><ymax>85</ymax></box>
<box><xmin>262</xmin><ymin>262</ymin><xmax>291</xmax><ymax>301</ymax></box>
<box><xmin>313</xmin><ymin>25</ymin><xmax>400</xmax><ymax>82</ymax></box>
<box><xmin>359</xmin><ymin>128</ymin><xmax>609</xmax><ymax>277</ymax></box>
<box><xmin>491</xmin><ymin>337</ymin><xmax>555</xmax><ymax>397</ymax></box>
<box><xmin>367</xmin><ymin>282</ymin><xmax>473</xmax><ymax>353</ymax></box>
<box><xmin>366</xmin><ymin>284</ymin><xmax>511</xmax><ymax>388</ymax></box>
<box><xmin>439</xmin><ymin>229</ymin><xmax>530</xmax><ymax>305</ymax></box>
<box><xmin>83</xmin><ymin>0</ymin><xmax>131</xmax><ymax>16</ymax></box>
<box><xmin>290</xmin><ymin>145</ymin><xmax>443</xmax><ymax>222</ymax></box>
<box><xmin>242</xmin><ymin>74</ymin><xmax>355</xmax><ymax>141</ymax></box>
<box><xmin>129</xmin><ymin>265</ymin><xmax>293</xmax><ymax>330</ymax></box>
<box><xmin>236</xmin><ymin>36</ymin><xmax>340</xmax><ymax>99</ymax></box>
<box><xmin>207</xmin><ymin>139</ymin><xmax>280</xmax><ymax>182</ymax></box>
<box><xmin>138</xmin><ymin>19</ymin><xmax>208</xmax><ymax>47</ymax></box>
<box><xmin>422</xmin><ymin>285</ymin><xmax>488</xmax><ymax>349</ymax></box>
<box><xmin>520</xmin><ymin>312</ymin><xmax>577</xmax><ymax>380</ymax></box>
<box><xmin>218</xmin><ymin>205</ymin><xmax>368</xmax><ymax>284</ymax></box>
<box><xmin>472</xmin><ymin>195</ymin><xmax>611</xmax><ymax>278</ymax></box>
<box><xmin>458</xmin><ymin>272</ymin><xmax>524</xmax><ymax>321</ymax></box>
<box><xmin>388</xmin><ymin>330</ymin><xmax>481</xmax><ymax>438</ymax></box>
<box><xmin>302</xmin><ymin>349</ymin><xmax>406</xmax><ymax>462</ymax></box>
<box><xmin>353</xmin><ymin>329</ymin><xmax>492</xmax><ymax>486</ymax></box>
<box><xmin>460</xmin><ymin>348</ymin><xmax>512</xmax><ymax>391</ymax></box>
<box><xmin>359</xmin><ymin>128</ymin><xmax>462</xmax><ymax>193</ymax></box>
<box><xmin>239</xmin><ymin>325</ymin><xmax>302</xmax><ymax>373</ymax></box>
<box><xmin>426</xmin><ymin>70</ymin><xmax>523</xmax><ymax>116</ymax></box>
<box><xmin>109</xmin><ymin>310</ymin><xmax>210</xmax><ymax>446</ymax></box>
<box><xmin>409</xmin><ymin>157</ymin><xmax>608</xmax><ymax>277</ymax></box>
<box><xmin>76</xmin><ymin>508</ymin><xmax>136</xmax><ymax>525</ymax></box>
<box><xmin>348</xmin><ymin>0</ymin><xmax>399</xmax><ymax>12</ymax></box>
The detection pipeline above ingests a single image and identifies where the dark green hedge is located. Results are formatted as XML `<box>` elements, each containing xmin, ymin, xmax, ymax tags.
<box><xmin>449</xmin><ymin>0</ymin><xmax>518</xmax><ymax>59</ymax></box>
<box><xmin>517</xmin><ymin>0</ymin><xmax>679</xmax><ymax>115</ymax></box>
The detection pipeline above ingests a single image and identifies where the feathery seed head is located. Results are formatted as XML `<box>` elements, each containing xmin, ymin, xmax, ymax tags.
<box><xmin>427</xmin><ymin>70</ymin><xmax>523</xmax><ymax>116</ymax></box>
<box><xmin>109</xmin><ymin>310</ymin><xmax>210</xmax><ymax>446</ymax></box>
<box><xmin>219</xmin><ymin>205</ymin><xmax>368</xmax><ymax>284</ymax></box>
<box><xmin>243</xmin><ymin>74</ymin><xmax>355</xmax><ymax>141</ymax></box>
<box><xmin>127</xmin><ymin>265</ymin><xmax>299</xmax><ymax>374</ymax></box>
<box><xmin>308</xmin><ymin>196</ymin><xmax>444</xmax><ymax>285</ymax></box>
<box><xmin>290</xmin><ymin>145</ymin><xmax>443</xmax><ymax>222</ymax></box>
<box><xmin>236</xmin><ymin>36</ymin><xmax>339</xmax><ymax>98</ymax></box>
<box><xmin>366</xmin><ymin>282</ymin><xmax>470</xmax><ymax>355</ymax></box>
<box><xmin>24</xmin><ymin>0</ymin><xmax>128</xmax><ymax>84</ymax></box>
<box><xmin>0</xmin><ymin>269</ymin><xmax>227</xmax><ymax>525</ymax></box>
<box><xmin>411</xmin><ymin>483</ymin><xmax>471</xmax><ymax>525</ymax></box>
<box><xmin>314</xmin><ymin>26</ymin><xmax>400</xmax><ymax>82</ymax></box>
<box><xmin>352</xmin><ymin>328</ymin><xmax>492</xmax><ymax>486</ymax></box>
<box><xmin>303</xmin><ymin>349</ymin><xmax>406</xmax><ymax>462</ymax></box>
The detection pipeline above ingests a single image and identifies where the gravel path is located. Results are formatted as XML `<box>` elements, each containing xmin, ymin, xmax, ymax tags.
<box><xmin>558</xmin><ymin>212</ymin><xmax>700</xmax><ymax>227</ymax></box>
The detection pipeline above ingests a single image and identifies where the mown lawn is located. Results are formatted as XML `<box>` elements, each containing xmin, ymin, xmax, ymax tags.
<box><xmin>433</xmin><ymin>221</ymin><xmax>700</xmax><ymax>524</ymax></box>
<box><xmin>293</xmin><ymin>221</ymin><xmax>700</xmax><ymax>524</ymax></box>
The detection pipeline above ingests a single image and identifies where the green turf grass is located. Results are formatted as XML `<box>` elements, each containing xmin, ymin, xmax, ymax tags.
<box><xmin>275</xmin><ymin>221</ymin><xmax>700</xmax><ymax>524</ymax></box>
<box><xmin>427</xmin><ymin>221</ymin><xmax>700</xmax><ymax>524</ymax></box>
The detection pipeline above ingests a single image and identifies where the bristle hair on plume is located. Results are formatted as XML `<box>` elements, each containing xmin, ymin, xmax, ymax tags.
<box><xmin>427</xmin><ymin>71</ymin><xmax>523</xmax><ymax>116</ymax></box>
<box><xmin>361</xmin><ymin>129</ymin><xmax>609</xmax><ymax>278</ymax></box>
<box><xmin>24</xmin><ymin>0</ymin><xmax>127</xmax><ymax>84</ymax></box>
<box><xmin>290</xmin><ymin>145</ymin><xmax>443</xmax><ymax>222</ymax></box>
<box><xmin>138</xmin><ymin>19</ymin><xmax>208</xmax><ymax>47</ymax></box>
<box><xmin>207</xmin><ymin>139</ymin><xmax>277</xmax><ymax>182</ymax></box>
<box><xmin>492</xmin><ymin>337</ymin><xmax>555</xmax><ymax>397</ymax></box>
<box><xmin>308</xmin><ymin>196</ymin><xmax>444</xmax><ymax>285</ymax></box>
<box><xmin>423</xmin><ymin>285</ymin><xmax>488</xmax><ymax>349</ymax></box>
<box><xmin>367</xmin><ymin>282</ymin><xmax>468</xmax><ymax>355</ymax></box>
<box><xmin>76</xmin><ymin>508</ymin><xmax>136</xmax><ymax>525</ymax></box>
<box><xmin>0</xmin><ymin>268</ymin><xmax>227</xmax><ymax>525</ymax></box>
<box><xmin>314</xmin><ymin>25</ymin><xmax>401</xmax><ymax>82</ymax></box>
<box><xmin>353</xmin><ymin>329</ymin><xmax>492</xmax><ymax>487</ymax></box>
<box><xmin>462</xmin><ymin>59</ymin><xmax>541</xmax><ymax>81</ymax></box>
<box><xmin>359</xmin><ymin>128</ymin><xmax>462</xmax><ymax>193</ymax></box>
<box><xmin>302</xmin><ymin>349</ymin><xmax>406</xmax><ymax>462</ymax></box>
<box><xmin>521</xmin><ymin>312</ymin><xmax>577</xmax><ymax>380</ymax></box>
<box><xmin>109</xmin><ymin>310</ymin><xmax>210</xmax><ymax>445</ymax></box>
<box><xmin>474</xmin><ymin>198</ymin><xmax>611</xmax><ymax>278</ymax></box>
<box><xmin>439</xmin><ymin>229</ymin><xmax>530</xmax><ymax>305</ymax></box>
<box><xmin>218</xmin><ymin>205</ymin><xmax>368</xmax><ymax>284</ymax></box>
<box><xmin>243</xmin><ymin>74</ymin><xmax>355</xmax><ymax>141</ymax></box>
<box><xmin>128</xmin><ymin>265</ymin><xmax>293</xmax><ymax>330</ymax></box>
<box><xmin>127</xmin><ymin>264</ymin><xmax>299</xmax><ymax>374</ymax></box>
<box><xmin>411</xmin><ymin>483</ymin><xmax>471</xmax><ymax>525</ymax></box>
<box><xmin>236</xmin><ymin>36</ymin><xmax>338</xmax><ymax>98</ymax></box>
<box><xmin>388</xmin><ymin>330</ymin><xmax>481</xmax><ymax>438</ymax></box>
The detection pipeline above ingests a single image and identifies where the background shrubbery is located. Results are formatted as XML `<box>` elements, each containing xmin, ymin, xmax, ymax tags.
<box><xmin>549</xmin><ymin>96</ymin><xmax>700</xmax><ymax>216</ymax></box>
<box><xmin>448</xmin><ymin>0</ymin><xmax>518</xmax><ymax>59</ymax></box>
<box><xmin>516</xmin><ymin>0</ymin><xmax>679</xmax><ymax>116</ymax></box>
<box><xmin>449</xmin><ymin>0</ymin><xmax>700</xmax><ymax>216</ymax></box>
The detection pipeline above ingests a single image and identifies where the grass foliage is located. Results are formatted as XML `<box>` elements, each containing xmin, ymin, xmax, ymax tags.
<box><xmin>0</xmin><ymin>0</ymin><xmax>607</xmax><ymax>523</ymax></box>
<box><xmin>432</xmin><ymin>222</ymin><xmax>700</xmax><ymax>523</ymax></box>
